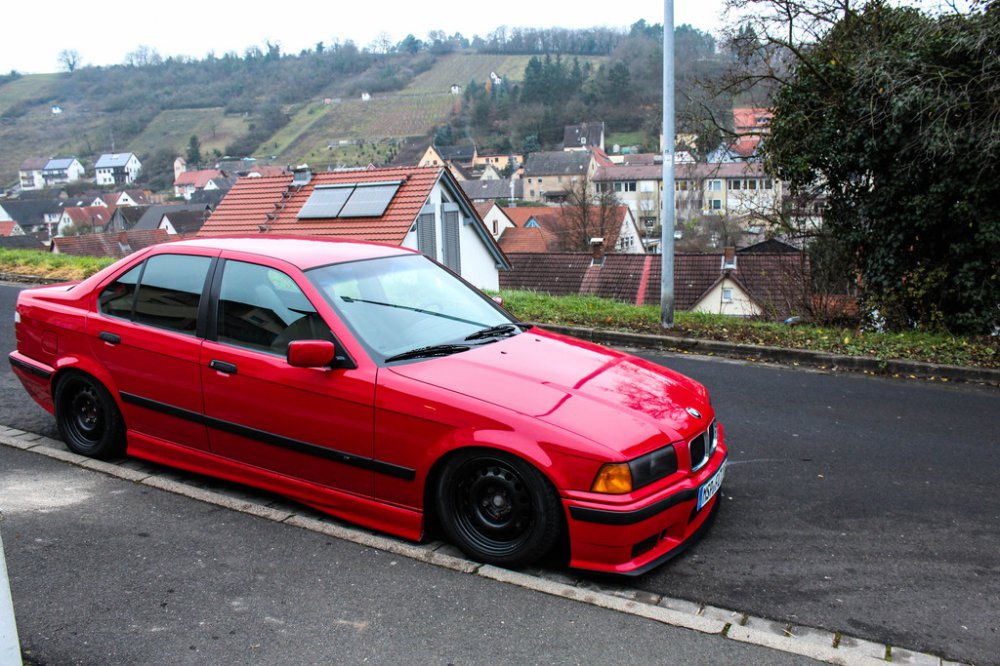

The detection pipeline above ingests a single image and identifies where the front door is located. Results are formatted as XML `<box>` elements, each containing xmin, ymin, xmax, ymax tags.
<box><xmin>199</xmin><ymin>259</ymin><xmax>376</xmax><ymax>496</ymax></box>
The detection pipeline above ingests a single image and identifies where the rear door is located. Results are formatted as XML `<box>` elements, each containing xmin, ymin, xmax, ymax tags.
<box><xmin>89</xmin><ymin>252</ymin><xmax>215</xmax><ymax>450</ymax></box>
<box><xmin>199</xmin><ymin>257</ymin><xmax>379</xmax><ymax>496</ymax></box>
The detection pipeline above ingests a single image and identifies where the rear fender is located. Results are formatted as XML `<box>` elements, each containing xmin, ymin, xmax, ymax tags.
<box><xmin>51</xmin><ymin>355</ymin><xmax>122</xmax><ymax>411</ymax></box>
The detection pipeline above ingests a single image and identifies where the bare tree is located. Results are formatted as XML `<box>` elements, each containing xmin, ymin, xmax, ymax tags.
<box><xmin>57</xmin><ymin>49</ymin><xmax>82</xmax><ymax>73</ymax></box>
<box><xmin>123</xmin><ymin>45</ymin><xmax>163</xmax><ymax>67</ymax></box>
<box><xmin>559</xmin><ymin>171</ymin><xmax>622</xmax><ymax>252</ymax></box>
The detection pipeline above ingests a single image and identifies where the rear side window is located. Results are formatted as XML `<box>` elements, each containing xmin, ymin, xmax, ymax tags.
<box><xmin>98</xmin><ymin>265</ymin><xmax>142</xmax><ymax>318</ymax></box>
<box><xmin>99</xmin><ymin>254</ymin><xmax>212</xmax><ymax>335</ymax></box>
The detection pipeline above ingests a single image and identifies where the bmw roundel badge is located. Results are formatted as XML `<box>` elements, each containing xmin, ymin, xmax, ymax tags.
<box><xmin>686</xmin><ymin>407</ymin><xmax>703</xmax><ymax>419</ymax></box>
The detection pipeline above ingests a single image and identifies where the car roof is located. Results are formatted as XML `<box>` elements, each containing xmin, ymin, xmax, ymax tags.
<box><xmin>163</xmin><ymin>236</ymin><xmax>415</xmax><ymax>269</ymax></box>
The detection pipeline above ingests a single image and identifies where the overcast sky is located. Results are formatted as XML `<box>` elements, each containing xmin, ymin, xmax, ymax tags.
<box><xmin>4</xmin><ymin>0</ymin><xmax>728</xmax><ymax>74</ymax></box>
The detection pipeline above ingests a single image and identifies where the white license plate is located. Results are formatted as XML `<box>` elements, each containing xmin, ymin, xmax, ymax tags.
<box><xmin>697</xmin><ymin>461</ymin><xmax>726</xmax><ymax>510</ymax></box>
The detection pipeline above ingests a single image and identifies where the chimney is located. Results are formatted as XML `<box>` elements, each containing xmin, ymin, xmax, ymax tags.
<box><xmin>722</xmin><ymin>246</ymin><xmax>737</xmax><ymax>270</ymax></box>
<box><xmin>291</xmin><ymin>165</ymin><xmax>312</xmax><ymax>187</ymax></box>
<box><xmin>590</xmin><ymin>237</ymin><xmax>606</xmax><ymax>266</ymax></box>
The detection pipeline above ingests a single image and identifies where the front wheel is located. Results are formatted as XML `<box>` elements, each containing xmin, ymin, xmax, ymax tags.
<box><xmin>54</xmin><ymin>372</ymin><xmax>126</xmax><ymax>459</ymax></box>
<box><xmin>434</xmin><ymin>450</ymin><xmax>562</xmax><ymax>567</ymax></box>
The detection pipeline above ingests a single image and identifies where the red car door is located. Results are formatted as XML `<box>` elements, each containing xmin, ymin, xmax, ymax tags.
<box><xmin>199</xmin><ymin>258</ymin><xmax>379</xmax><ymax>497</ymax></box>
<box><xmin>89</xmin><ymin>252</ymin><xmax>214</xmax><ymax>450</ymax></box>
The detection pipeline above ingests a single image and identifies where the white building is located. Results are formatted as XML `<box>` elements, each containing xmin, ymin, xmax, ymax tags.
<box><xmin>95</xmin><ymin>153</ymin><xmax>142</xmax><ymax>186</ymax></box>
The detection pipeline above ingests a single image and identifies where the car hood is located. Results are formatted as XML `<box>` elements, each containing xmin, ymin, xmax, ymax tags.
<box><xmin>388</xmin><ymin>328</ymin><xmax>712</xmax><ymax>459</ymax></box>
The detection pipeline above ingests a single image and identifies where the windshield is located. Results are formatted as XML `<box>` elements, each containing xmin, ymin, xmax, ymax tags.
<box><xmin>307</xmin><ymin>254</ymin><xmax>516</xmax><ymax>361</ymax></box>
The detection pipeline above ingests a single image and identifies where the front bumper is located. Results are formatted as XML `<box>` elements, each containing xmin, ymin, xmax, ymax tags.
<box><xmin>564</xmin><ymin>446</ymin><xmax>727</xmax><ymax>576</ymax></box>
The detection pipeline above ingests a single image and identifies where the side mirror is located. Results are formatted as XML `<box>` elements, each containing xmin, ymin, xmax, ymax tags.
<box><xmin>287</xmin><ymin>340</ymin><xmax>337</xmax><ymax>368</ymax></box>
<box><xmin>492</xmin><ymin>295</ymin><xmax>504</xmax><ymax>306</ymax></box>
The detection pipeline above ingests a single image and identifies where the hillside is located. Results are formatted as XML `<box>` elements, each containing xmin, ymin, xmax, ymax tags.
<box><xmin>0</xmin><ymin>23</ymin><xmax>727</xmax><ymax>189</ymax></box>
<box><xmin>0</xmin><ymin>52</ymin><xmax>571</xmax><ymax>185</ymax></box>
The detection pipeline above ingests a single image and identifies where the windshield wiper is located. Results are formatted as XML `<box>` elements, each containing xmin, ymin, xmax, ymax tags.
<box><xmin>464</xmin><ymin>323</ymin><xmax>527</xmax><ymax>341</ymax></box>
<box><xmin>384</xmin><ymin>344</ymin><xmax>471</xmax><ymax>363</ymax></box>
<box><xmin>340</xmin><ymin>295</ymin><xmax>483</xmax><ymax>327</ymax></box>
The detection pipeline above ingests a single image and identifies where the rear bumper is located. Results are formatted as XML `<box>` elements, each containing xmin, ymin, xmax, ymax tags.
<box><xmin>564</xmin><ymin>447</ymin><xmax>727</xmax><ymax>576</ymax></box>
<box><xmin>8</xmin><ymin>351</ymin><xmax>56</xmax><ymax>414</ymax></box>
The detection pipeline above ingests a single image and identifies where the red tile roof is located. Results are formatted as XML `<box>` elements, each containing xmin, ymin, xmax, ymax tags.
<box><xmin>498</xmin><ymin>205</ymin><xmax>634</xmax><ymax>252</ymax></box>
<box><xmin>501</xmin><ymin>205</ymin><xmax>561</xmax><ymax>228</ymax></box>
<box><xmin>501</xmin><ymin>252</ymin><xmax>809</xmax><ymax>317</ymax></box>
<box><xmin>733</xmin><ymin>107</ymin><xmax>772</xmax><ymax>133</ymax></box>
<box><xmin>52</xmin><ymin>229</ymin><xmax>170</xmax><ymax>258</ymax></box>
<box><xmin>63</xmin><ymin>205</ymin><xmax>114</xmax><ymax>231</ymax></box>
<box><xmin>175</xmin><ymin>169</ymin><xmax>224</xmax><ymax>188</ymax></box>
<box><xmin>0</xmin><ymin>221</ymin><xmax>19</xmax><ymax>237</ymax></box>
<box><xmin>199</xmin><ymin>167</ymin><xmax>442</xmax><ymax>246</ymax></box>
<box><xmin>497</xmin><ymin>227</ymin><xmax>559</xmax><ymax>253</ymax></box>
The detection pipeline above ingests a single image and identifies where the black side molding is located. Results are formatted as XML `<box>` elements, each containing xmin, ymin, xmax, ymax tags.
<box><xmin>118</xmin><ymin>391</ymin><xmax>416</xmax><ymax>481</ymax></box>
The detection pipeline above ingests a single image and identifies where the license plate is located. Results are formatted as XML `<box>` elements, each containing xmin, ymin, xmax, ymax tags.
<box><xmin>697</xmin><ymin>461</ymin><xmax>726</xmax><ymax>510</ymax></box>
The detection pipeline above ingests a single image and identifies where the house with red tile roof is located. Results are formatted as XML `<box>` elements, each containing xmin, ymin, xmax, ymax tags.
<box><xmin>90</xmin><ymin>190</ymin><xmax>153</xmax><ymax>208</ymax></box>
<box><xmin>500</xmin><ymin>246</ymin><xmax>809</xmax><ymax>318</ymax></box>
<box><xmin>57</xmin><ymin>205</ymin><xmax>115</xmax><ymax>236</ymax></box>
<box><xmin>475</xmin><ymin>202</ymin><xmax>516</xmax><ymax>240</ymax></box>
<box><xmin>174</xmin><ymin>169</ymin><xmax>226</xmax><ymax>200</ymax></box>
<box><xmin>0</xmin><ymin>221</ymin><xmax>26</xmax><ymax>237</ymax></box>
<box><xmin>199</xmin><ymin>166</ymin><xmax>510</xmax><ymax>290</ymax></box>
<box><xmin>496</xmin><ymin>204</ymin><xmax>644</xmax><ymax>254</ymax></box>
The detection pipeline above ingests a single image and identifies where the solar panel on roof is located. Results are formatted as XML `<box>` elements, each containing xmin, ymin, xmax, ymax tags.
<box><xmin>338</xmin><ymin>183</ymin><xmax>401</xmax><ymax>218</ymax></box>
<box><xmin>298</xmin><ymin>186</ymin><xmax>353</xmax><ymax>219</ymax></box>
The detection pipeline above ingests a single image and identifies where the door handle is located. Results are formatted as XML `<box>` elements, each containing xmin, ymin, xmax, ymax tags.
<box><xmin>209</xmin><ymin>360</ymin><xmax>238</xmax><ymax>375</ymax></box>
<box><xmin>99</xmin><ymin>331</ymin><xmax>121</xmax><ymax>344</ymax></box>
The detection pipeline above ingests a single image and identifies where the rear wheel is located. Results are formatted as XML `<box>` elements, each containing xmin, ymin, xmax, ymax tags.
<box><xmin>55</xmin><ymin>372</ymin><xmax>125</xmax><ymax>459</ymax></box>
<box><xmin>434</xmin><ymin>450</ymin><xmax>562</xmax><ymax>567</ymax></box>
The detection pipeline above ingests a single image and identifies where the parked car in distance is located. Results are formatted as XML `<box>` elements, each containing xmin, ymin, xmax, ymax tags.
<box><xmin>9</xmin><ymin>236</ymin><xmax>726</xmax><ymax>575</ymax></box>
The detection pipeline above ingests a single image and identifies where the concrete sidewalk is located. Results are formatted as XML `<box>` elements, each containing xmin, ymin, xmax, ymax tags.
<box><xmin>3</xmin><ymin>429</ymin><xmax>969</xmax><ymax>665</ymax></box>
<box><xmin>1</xmin><ymin>443</ymin><xmax>820</xmax><ymax>666</ymax></box>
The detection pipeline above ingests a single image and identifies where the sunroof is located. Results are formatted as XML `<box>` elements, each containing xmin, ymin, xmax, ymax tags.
<box><xmin>338</xmin><ymin>183</ymin><xmax>401</xmax><ymax>218</ymax></box>
<box><xmin>298</xmin><ymin>186</ymin><xmax>352</xmax><ymax>219</ymax></box>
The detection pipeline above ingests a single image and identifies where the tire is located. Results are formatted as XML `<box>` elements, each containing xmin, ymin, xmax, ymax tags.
<box><xmin>54</xmin><ymin>372</ymin><xmax>126</xmax><ymax>459</ymax></box>
<box><xmin>434</xmin><ymin>450</ymin><xmax>562</xmax><ymax>567</ymax></box>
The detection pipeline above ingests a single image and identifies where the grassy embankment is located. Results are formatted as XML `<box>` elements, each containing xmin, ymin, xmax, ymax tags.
<box><xmin>2</xmin><ymin>249</ymin><xmax>996</xmax><ymax>370</ymax></box>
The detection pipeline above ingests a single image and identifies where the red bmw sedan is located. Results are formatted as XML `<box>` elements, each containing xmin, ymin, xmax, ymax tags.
<box><xmin>9</xmin><ymin>237</ymin><xmax>726</xmax><ymax>575</ymax></box>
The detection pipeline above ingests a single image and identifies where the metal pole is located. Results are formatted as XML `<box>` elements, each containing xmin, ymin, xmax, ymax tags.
<box><xmin>660</xmin><ymin>0</ymin><xmax>676</xmax><ymax>328</ymax></box>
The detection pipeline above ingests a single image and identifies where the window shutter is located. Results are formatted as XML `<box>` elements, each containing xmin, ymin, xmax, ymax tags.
<box><xmin>416</xmin><ymin>212</ymin><xmax>436</xmax><ymax>257</ymax></box>
<box><xmin>442</xmin><ymin>211</ymin><xmax>461</xmax><ymax>273</ymax></box>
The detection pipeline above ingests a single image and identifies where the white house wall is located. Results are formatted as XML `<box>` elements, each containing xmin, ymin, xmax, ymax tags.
<box><xmin>691</xmin><ymin>278</ymin><xmax>760</xmax><ymax>316</ymax></box>
<box><xmin>399</xmin><ymin>182</ymin><xmax>501</xmax><ymax>291</ymax></box>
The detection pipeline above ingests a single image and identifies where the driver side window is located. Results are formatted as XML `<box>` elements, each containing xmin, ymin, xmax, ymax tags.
<box><xmin>216</xmin><ymin>260</ymin><xmax>334</xmax><ymax>355</ymax></box>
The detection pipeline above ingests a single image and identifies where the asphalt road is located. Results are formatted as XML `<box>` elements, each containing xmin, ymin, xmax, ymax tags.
<box><xmin>1</xmin><ymin>282</ymin><xmax>998</xmax><ymax>664</ymax></box>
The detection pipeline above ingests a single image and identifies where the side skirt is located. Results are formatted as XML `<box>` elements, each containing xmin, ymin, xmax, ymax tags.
<box><xmin>125</xmin><ymin>430</ymin><xmax>424</xmax><ymax>542</ymax></box>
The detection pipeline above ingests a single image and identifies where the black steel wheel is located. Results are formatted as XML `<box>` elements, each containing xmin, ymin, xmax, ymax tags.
<box><xmin>434</xmin><ymin>450</ymin><xmax>561</xmax><ymax>567</ymax></box>
<box><xmin>55</xmin><ymin>372</ymin><xmax>125</xmax><ymax>459</ymax></box>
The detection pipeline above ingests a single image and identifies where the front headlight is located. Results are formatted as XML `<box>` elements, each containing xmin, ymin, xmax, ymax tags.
<box><xmin>591</xmin><ymin>444</ymin><xmax>678</xmax><ymax>494</ymax></box>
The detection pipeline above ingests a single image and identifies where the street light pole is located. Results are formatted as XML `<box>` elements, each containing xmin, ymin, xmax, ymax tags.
<box><xmin>660</xmin><ymin>0</ymin><xmax>676</xmax><ymax>328</ymax></box>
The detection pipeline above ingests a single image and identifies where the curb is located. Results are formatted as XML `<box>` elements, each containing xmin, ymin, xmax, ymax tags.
<box><xmin>534</xmin><ymin>323</ymin><xmax>1000</xmax><ymax>386</ymax></box>
<box><xmin>0</xmin><ymin>428</ymin><xmax>967</xmax><ymax>666</ymax></box>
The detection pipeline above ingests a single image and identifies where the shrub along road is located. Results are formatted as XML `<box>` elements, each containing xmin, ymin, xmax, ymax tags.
<box><xmin>1</xmin><ymin>283</ymin><xmax>997</xmax><ymax>664</ymax></box>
